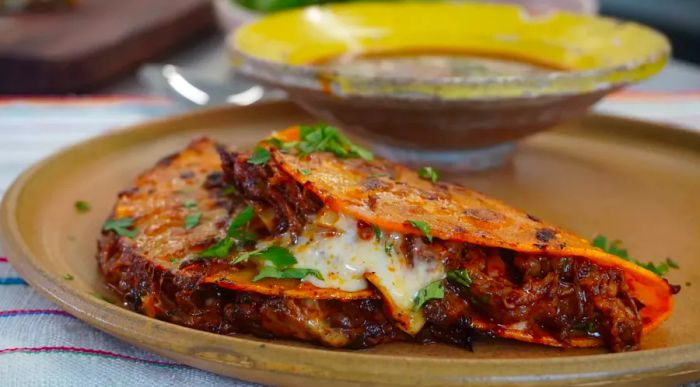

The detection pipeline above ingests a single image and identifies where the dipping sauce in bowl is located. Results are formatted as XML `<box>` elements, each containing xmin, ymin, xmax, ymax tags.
<box><xmin>230</xmin><ymin>2</ymin><xmax>669</xmax><ymax>171</ymax></box>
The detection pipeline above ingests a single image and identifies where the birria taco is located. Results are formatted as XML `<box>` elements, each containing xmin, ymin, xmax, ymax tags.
<box><xmin>99</xmin><ymin>128</ymin><xmax>676</xmax><ymax>353</ymax></box>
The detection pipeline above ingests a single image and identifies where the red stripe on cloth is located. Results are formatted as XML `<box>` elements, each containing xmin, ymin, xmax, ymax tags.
<box><xmin>0</xmin><ymin>309</ymin><xmax>73</xmax><ymax>318</ymax></box>
<box><xmin>0</xmin><ymin>257</ymin><xmax>8</xmax><ymax>263</ymax></box>
<box><xmin>0</xmin><ymin>346</ymin><xmax>180</xmax><ymax>367</ymax></box>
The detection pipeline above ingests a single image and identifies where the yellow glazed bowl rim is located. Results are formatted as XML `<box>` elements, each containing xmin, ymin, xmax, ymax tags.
<box><xmin>229</xmin><ymin>2</ymin><xmax>670</xmax><ymax>100</ymax></box>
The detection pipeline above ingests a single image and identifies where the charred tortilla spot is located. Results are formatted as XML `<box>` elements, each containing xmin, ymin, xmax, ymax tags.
<box><xmin>526</xmin><ymin>213</ymin><xmax>541</xmax><ymax>222</ymax></box>
<box><xmin>362</xmin><ymin>178</ymin><xmax>389</xmax><ymax>191</ymax></box>
<box><xmin>535</xmin><ymin>228</ymin><xmax>557</xmax><ymax>243</ymax></box>
<box><xmin>156</xmin><ymin>152</ymin><xmax>179</xmax><ymax>167</ymax></box>
<box><xmin>367</xmin><ymin>194</ymin><xmax>379</xmax><ymax>211</ymax></box>
<box><xmin>463</xmin><ymin>208</ymin><xmax>503</xmax><ymax>223</ymax></box>
<box><xmin>118</xmin><ymin>186</ymin><xmax>140</xmax><ymax>197</ymax></box>
<box><xmin>180</xmin><ymin>170</ymin><xmax>195</xmax><ymax>179</ymax></box>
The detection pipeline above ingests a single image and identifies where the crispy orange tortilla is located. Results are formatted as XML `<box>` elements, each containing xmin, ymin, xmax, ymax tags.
<box><xmin>111</xmin><ymin>138</ymin><xmax>368</xmax><ymax>302</ymax></box>
<box><xmin>268</xmin><ymin>127</ymin><xmax>674</xmax><ymax>338</ymax></box>
<box><xmin>203</xmin><ymin>265</ymin><xmax>376</xmax><ymax>300</ymax></box>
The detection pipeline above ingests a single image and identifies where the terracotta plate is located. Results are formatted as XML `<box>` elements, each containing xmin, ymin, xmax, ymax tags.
<box><xmin>1</xmin><ymin>103</ymin><xmax>699</xmax><ymax>386</ymax></box>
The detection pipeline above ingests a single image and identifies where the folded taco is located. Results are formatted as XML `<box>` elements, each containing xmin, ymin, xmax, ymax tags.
<box><xmin>206</xmin><ymin>125</ymin><xmax>678</xmax><ymax>352</ymax></box>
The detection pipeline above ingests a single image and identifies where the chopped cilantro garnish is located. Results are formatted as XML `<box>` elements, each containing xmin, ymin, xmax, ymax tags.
<box><xmin>199</xmin><ymin>238</ymin><xmax>235</xmax><ymax>258</ymax></box>
<box><xmin>63</xmin><ymin>274</ymin><xmax>74</xmax><ymax>281</ymax></box>
<box><xmin>227</xmin><ymin>206</ymin><xmax>256</xmax><ymax>242</ymax></box>
<box><xmin>572</xmin><ymin>320</ymin><xmax>597</xmax><ymax>334</ymax></box>
<box><xmin>198</xmin><ymin>207</ymin><xmax>257</xmax><ymax>259</ymax></box>
<box><xmin>592</xmin><ymin>234</ymin><xmax>678</xmax><ymax>277</ymax></box>
<box><xmin>266</xmin><ymin>137</ymin><xmax>284</xmax><ymax>149</ymax></box>
<box><xmin>417</xmin><ymin>167</ymin><xmax>439</xmax><ymax>183</ymax></box>
<box><xmin>296</xmin><ymin>124</ymin><xmax>373</xmax><ymax>160</ymax></box>
<box><xmin>182</xmin><ymin>199</ymin><xmax>201</xmax><ymax>229</ymax></box>
<box><xmin>372</xmin><ymin>224</ymin><xmax>382</xmax><ymax>242</ymax></box>
<box><xmin>253</xmin><ymin>266</ymin><xmax>323</xmax><ymax>282</ymax></box>
<box><xmin>384</xmin><ymin>241</ymin><xmax>394</xmax><ymax>256</ymax></box>
<box><xmin>299</xmin><ymin>168</ymin><xmax>311</xmax><ymax>176</ymax></box>
<box><xmin>232</xmin><ymin>245</ymin><xmax>297</xmax><ymax>268</ymax></box>
<box><xmin>248</xmin><ymin>147</ymin><xmax>271</xmax><ymax>165</ymax></box>
<box><xmin>169</xmin><ymin>258</ymin><xmax>179</xmax><ymax>263</ymax></box>
<box><xmin>184</xmin><ymin>212</ymin><xmax>201</xmax><ymax>229</ymax></box>
<box><xmin>447</xmin><ymin>269</ymin><xmax>472</xmax><ymax>288</ymax></box>
<box><xmin>407</xmin><ymin>220</ymin><xmax>433</xmax><ymax>242</ymax></box>
<box><xmin>229</xmin><ymin>206</ymin><xmax>254</xmax><ymax>232</ymax></box>
<box><xmin>414</xmin><ymin>280</ymin><xmax>444</xmax><ymax>310</ymax></box>
<box><xmin>222</xmin><ymin>186</ymin><xmax>238</xmax><ymax>196</ymax></box>
<box><xmin>666</xmin><ymin>258</ymin><xmax>679</xmax><ymax>269</ymax></box>
<box><xmin>103</xmin><ymin>217</ymin><xmax>137</xmax><ymax>238</ymax></box>
<box><xmin>233</xmin><ymin>245</ymin><xmax>320</xmax><ymax>282</ymax></box>
<box><xmin>74</xmin><ymin>200</ymin><xmax>91</xmax><ymax>213</ymax></box>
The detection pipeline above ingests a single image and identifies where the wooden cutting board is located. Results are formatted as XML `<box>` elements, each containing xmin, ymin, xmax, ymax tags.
<box><xmin>0</xmin><ymin>0</ymin><xmax>215</xmax><ymax>94</ymax></box>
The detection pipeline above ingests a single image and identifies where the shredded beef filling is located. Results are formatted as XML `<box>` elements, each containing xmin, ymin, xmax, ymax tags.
<box><xmin>218</xmin><ymin>150</ymin><xmax>644</xmax><ymax>351</ymax></box>
<box><xmin>98</xmin><ymin>232</ymin><xmax>475</xmax><ymax>348</ymax></box>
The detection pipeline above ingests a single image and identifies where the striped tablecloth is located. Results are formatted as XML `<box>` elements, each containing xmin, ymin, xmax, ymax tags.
<box><xmin>1</xmin><ymin>93</ymin><xmax>699</xmax><ymax>386</ymax></box>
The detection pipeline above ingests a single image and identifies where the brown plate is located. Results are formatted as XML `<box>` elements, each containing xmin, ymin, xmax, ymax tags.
<box><xmin>1</xmin><ymin>102</ymin><xmax>699</xmax><ymax>386</ymax></box>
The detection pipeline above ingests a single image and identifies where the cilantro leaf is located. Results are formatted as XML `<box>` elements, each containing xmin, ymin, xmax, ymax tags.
<box><xmin>572</xmin><ymin>320</ymin><xmax>598</xmax><ymax>334</ymax></box>
<box><xmin>199</xmin><ymin>237</ymin><xmax>235</xmax><ymax>258</ymax></box>
<box><xmin>227</xmin><ymin>206</ymin><xmax>257</xmax><ymax>242</ymax></box>
<box><xmin>252</xmin><ymin>266</ymin><xmax>323</xmax><ymax>282</ymax></box>
<box><xmin>184</xmin><ymin>212</ymin><xmax>201</xmax><ymax>229</ymax></box>
<box><xmin>447</xmin><ymin>269</ymin><xmax>472</xmax><ymax>288</ymax></box>
<box><xmin>232</xmin><ymin>245</ymin><xmax>297</xmax><ymax>268</ymax></box>
<box><xmin>296</xmin><ymin>124</ymin><xmax>374</xmax><ymax>160</ymax></box>
<box><xmin>63</xmin><ymin>274</ymin><xmax>74</xmax><ymax>281</ymax></box>
<box><xmin>414</xmin><ymin>280</ymin><xmax>444</xmax><ymax>310</ymax></box>
<box><xmin>228</xmin><ymin>206</ymin><xmax>255</xmax><ymax>234</ymax></box>
<box><xmin>384</xmin><ymin>241</ymin><xmax>394</xmax><ymax>256</ymax></box>
<box><xmin>266</xmin><ymin>138</ymin><xmax>284</xmax><ymax>149</ymax></box>
<box><xmin>299</xmin><ymin>168</ymin><xmax>311</xmax><ymax>176</ymax></box>
<box><xmin>103</xmin><ymin>217</ymin><xmax>137</xmax><ymax>238</ymax></box>
<box><xmin>372</xmin><ymin>224</ymin><xmax>382</xmax><ymax>242</ymax></box>
<box><xmin>222</xmin><ymin>186</ymin><xmax>238</xmax><ymax>196</ymax></box>
<box><xmin>182</xmin><ymin>199</ymin><xmax>201</xmax><ymax>229</ymax></box>
<box><xmin>248</xmin><ymin>147</ymin><xmax>271</xmax><ymax>165</ymax></box>
<box><xmin>592</xmin><ymin>234</ymin><xmax>678</xmax><ymax>277</ymax></box>
<box><xmin>74</xmin><ymin>200</ymin><xmax>91</xmax><ymax>213</ymax></box>
<box><xmin>349</xmin><ymin>144</ymin><xmax>373</xmax><ymax>160</ymax></box>
<box><xmin>408</xmin><ymin>220</ymin><xmax>433</xmax><ymax>242</ymax></box>
<box><xmin>417</xmin><ymin>167</ymin><xmax>439</xmax><ymax>183</ymax></box>
<box><xmin>666</xmin><ymin>258</ymin><xmax>679</xmax><ymax>269</ymax></box>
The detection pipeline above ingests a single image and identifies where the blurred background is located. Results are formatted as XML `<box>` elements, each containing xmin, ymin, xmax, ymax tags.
<box><xmin>0</xmin><ymin>0</ymin><xmax>699</xmax><ymax>98</ymax></box>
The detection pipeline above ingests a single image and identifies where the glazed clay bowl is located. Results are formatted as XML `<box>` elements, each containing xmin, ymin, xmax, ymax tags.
<box><xmin>228</xmin><ymin>2</ymin><xmax>669</xmax><ymax>171</ymax></box>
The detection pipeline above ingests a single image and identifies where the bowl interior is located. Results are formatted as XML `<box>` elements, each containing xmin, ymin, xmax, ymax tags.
<box><xmin>231</xmin><ymin>1</ymin><xmax>669</xmax><ymax>99</ymax></box>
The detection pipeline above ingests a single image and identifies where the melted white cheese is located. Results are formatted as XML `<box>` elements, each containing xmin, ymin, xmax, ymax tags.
<box><xmin>264</xmin><ymin>210</ymin><xmax>445</xmax><ymax>334</ymax></box>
